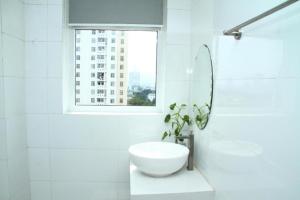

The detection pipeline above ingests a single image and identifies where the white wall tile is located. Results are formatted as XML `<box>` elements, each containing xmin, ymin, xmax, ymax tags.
<box><xmin>51</xmin><ymin>149</ymin><xmax>118</xmax><ymax>181</ymax></box>
<box><xmin>52</xmin><ymin>182</ymin><xmax>117</xmax><ymax>200</ymax></box>
<box><xmin>47</xmin><ymin>78</ymin><xmax>63</xmax><ymax>113</ymax></box>
<box><xmin>1</xmin><ymin>0</ymin><xmax>24</xmax><ymax>39</ymax></box>
<box><xmin>213</xmin><ymin>79</ymin><xmax>277</xmax><ymax>114</ymax></box>
<box><xmin>47</xmin><ymin>42</ymin><xmax>62</xmax><ymax>77</ymax></box>
<box><xmin>0</xmin><ymin>79</ymin><xmax>5</xmax><ymax>118</ymax></box>
<box><xmin>25</xmin><ymin>42</ymin><xmax>47</xmax><ymax>78</ymax></box>
<box><xmin>26</xmin><ymin>114</ymin><xmax>49</xmax><ymax>147</ymax></box>
<box><xmin>48</xmin><ymin>0</ymin><xmax>63</xmax><ymax>5</ymax></box>
<box><xmin>5</xmin><ymin>116</ymin><xmax>27</xmax><ymax>158</ymax></box>
<box><xmin>25</xmin><ymin>78</ymin><xmax>47</xmax><ymax>114</ymax></box>
<box><xmin>7</xmin><ymin>152</ymin><xmax>31</xmax><ymax>200</ymax></box>
<box><xmin>2</xmin><ymin>35</ymin><xmax>25</xmax><ymax>77</ymax></box>
<box><xmin>25</xmin><ymin>4</ymin><xmax>47</xmax><ymax>41</ymax></box>
<box><xmin>47</xmin><ymin>5</ymin><xmax>63</xmax><ymax>42</ymax></box>
<box><xmin>164</xmin><ymin>81</ymin><xmax>190</xmax><ymax>107</ymax></box>
<box><xmin>0</xmin><ymin>119</ymin><xmax>7</xmax><ymax>160</ymax></box>
<box><xmin>117</xmin><ymin>151</ymin><xmax>130</xmax><ymax>182</ymax></box>
<box><xmin>30</xmin><ymin>181</ymin><xmax>51</xmax><ymax>200</ymax></box>
<box><xmin>29</xmin><ymin>148</ymin><xmax>50</xmax><ymax>180</ymax></box>
<box><xmin>0</xmin><ymin>35</ymin><xmax>3</xmax><ymax>78</ymax></box>
<box><xmin>24</xmin><ymin>0</ymin><xmax>47</xmax><ymax>4</ymax></box>
<box><xmin>216</xmin><ymin>36</ymin><xmax>283</xmax><ymax>79</ymax></box>
<box><xmin>167</xmin><ymin>9</ymin><xmax>191</xmax><ymax>45</ymax></box>
<box><xmin>0</xmin><ymin>161</ymin><xmax>9</xmax><ymax>200</ymax></box>
<box><xmin>49</xmin><ymin>115</ymin><xmax>121</xmax><ymax>149</ymax></box>
<box><xmin>3</xmin><ymin>78</ymin><xmax>25</xmax><ymax>116</ymax></box>
<box><xmin>167</xmin><ymin>0</ymin><xmax>191</xmax><ymax>10</ymax></box>
<box><xmin>117</xmin><ymin>182</ymin><xmax>130</xmax><ymax>200</ymax></box>
<box><xmin>165</xmin><ymin>44</ymin><xmax>191</xmax><ymax>81</ymax></box>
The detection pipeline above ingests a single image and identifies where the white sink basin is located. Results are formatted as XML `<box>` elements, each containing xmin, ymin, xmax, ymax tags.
<box><xmin>129</xmin><ymin>142</ymin><xmax>189</xmax><ymax>176</ymax></box>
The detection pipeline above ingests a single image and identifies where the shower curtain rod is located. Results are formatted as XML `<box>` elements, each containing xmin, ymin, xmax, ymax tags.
<box><xmin>223</xmin><ymin>0</ymin><xmax>299</xmax><ymax>40</ymax></box>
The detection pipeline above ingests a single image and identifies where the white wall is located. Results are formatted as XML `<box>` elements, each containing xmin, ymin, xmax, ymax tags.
<box><xmin>191</xmin><ymin>0</ymin><xmax>300</xmax><ymax>200</ymax></box>
<box><xmin>25</xmin><ymin>0</ymin><xmax>192</xmax><ymax>200</ymax></box>
<box><xmin>0</xmin><ymin>0</ymin><xmax>31</xmax><ymax>200</ymax></box>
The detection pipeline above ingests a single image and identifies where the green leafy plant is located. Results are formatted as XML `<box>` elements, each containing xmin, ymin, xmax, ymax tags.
<box><xmin>162</xmin><ymin>103</ymin><xmax>192</xmax><ymax>142</ymax></box>
<box><xmin>193</xmin><ymin>104</ymin><xmax>210</xmax><ymax>130</ymax></box>
<box><xmin>162</xmin><ymin>103</ymin><xmax>210</xmax><ymax>141</ymax></box>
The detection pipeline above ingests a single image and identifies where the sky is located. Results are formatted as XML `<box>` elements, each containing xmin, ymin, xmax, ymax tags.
<box><xmin>127</xmin><ymin>31</ymin><xmax>157</xmax><ymax>88</ymax></box>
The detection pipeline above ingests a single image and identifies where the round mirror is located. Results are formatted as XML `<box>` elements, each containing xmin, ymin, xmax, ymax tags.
<box><xmin>190</xmin><ymin>44</ymin><xmax>214</xmax><ymax>130</ymax></box>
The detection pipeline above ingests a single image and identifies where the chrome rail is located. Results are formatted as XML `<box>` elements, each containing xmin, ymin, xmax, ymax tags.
<box><xmin>223</xmin><ymin>0</ymin><xmax>299</xmax><ymax>40</ymax></box>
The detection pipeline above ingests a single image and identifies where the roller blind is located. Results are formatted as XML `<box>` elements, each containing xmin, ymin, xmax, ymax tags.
<box><xmin>69</xmin><ymin>0</ymin><xmax>164</xmax><ymax>27</ymax></box>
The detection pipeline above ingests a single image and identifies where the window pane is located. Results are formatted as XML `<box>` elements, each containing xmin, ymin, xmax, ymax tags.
<box><xmin>75</xmin><ymin>30</ymin><xmax>157</xmax><ymax>106</ymax></box>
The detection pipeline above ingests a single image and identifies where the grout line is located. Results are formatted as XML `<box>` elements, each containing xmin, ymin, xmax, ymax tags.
<box><xmin>2</xmin><ymin>32</ymin><xmax>25</xmax><ymax>42</ymax></box>
<box><xmin>29</xmin><ymin>146</ymin><xmax>121</xmax><ymax>151</ymax></box>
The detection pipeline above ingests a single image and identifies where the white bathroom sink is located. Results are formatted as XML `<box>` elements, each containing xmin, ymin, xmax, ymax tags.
<box><xmin>129</xmin><ymin>142</ymin><xmax>189</xmax><ymax>176</ymax></box>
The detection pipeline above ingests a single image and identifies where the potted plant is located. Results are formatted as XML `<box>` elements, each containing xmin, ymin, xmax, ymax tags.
<box><xmin>162</xmin><ymin>103</ymin><xmax>210</xmax><ymax>142</ymax></box>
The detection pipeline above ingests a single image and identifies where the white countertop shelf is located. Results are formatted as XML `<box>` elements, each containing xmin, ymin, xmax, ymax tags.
<box><xmin>130</xmin><ymin>164</ymin><xmax>214</xmax><ymax>200</ymax></box>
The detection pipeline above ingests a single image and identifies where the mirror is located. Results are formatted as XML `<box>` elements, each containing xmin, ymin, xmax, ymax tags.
<box><xmin>190</xmin><ymin>44</ymin><xmax>214</xmax><ymax>130</ymax></box>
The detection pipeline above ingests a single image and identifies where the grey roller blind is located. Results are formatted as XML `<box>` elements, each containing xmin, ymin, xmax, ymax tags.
<box><xmin>69</xmin><ymin>0</ymin><xmax>164</xmax><ymax>27</ymax></box>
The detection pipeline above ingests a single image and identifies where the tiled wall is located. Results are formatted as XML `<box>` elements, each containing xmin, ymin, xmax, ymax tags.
<box><xmin>0</xmin><ymin>0</ymin><xmax>31</xmax><ymax>200</ymax></box>
<box><xmin>25</xmin><ymin>0</ymin><xmax>192</xmax><ymax>200</ymax></box>
<box><xmin>191</xmin><ymin>0</ymin><xmax>300</xmax><ymax>200</ymax></box>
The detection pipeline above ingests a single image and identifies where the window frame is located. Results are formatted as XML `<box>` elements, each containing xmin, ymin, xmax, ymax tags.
<box><xmin>64</xmin><ymin>26</ymin><xmax>165</xmax><ymax>114</ymax></box>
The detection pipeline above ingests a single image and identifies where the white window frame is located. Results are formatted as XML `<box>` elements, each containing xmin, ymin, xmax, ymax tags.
<box><xmin>63</xmin><ymin>26</ymin><xmax>165</xmax><ymax>114</ymax></box>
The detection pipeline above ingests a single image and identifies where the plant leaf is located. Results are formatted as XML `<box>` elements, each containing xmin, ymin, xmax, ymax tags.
<box><xmin>175</xmin><ymin>127</ymin><xmax>180</xmax><ymax>136</ymax></box>
<box><xmin>164</xmin><ymin>114</ymin><xmax>171</xmax><ymax>123</ymax></box>
<box><xmin>169</xmin><ymin>103</ymin><xmax>176</xmax><ymax>110</ymax></box>
<box><xmin>162</xmin><ymin>131</ymin><xmax>168</xmax><ymax>140</ymax></box>
<box><xmin>183</xmin><ymin>115</ymin><xmax>190</xmax><ymax>123</ymax></box>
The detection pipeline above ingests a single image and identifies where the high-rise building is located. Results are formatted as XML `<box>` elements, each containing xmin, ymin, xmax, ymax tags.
<box><xmin>75</xmin><ymin>30</ymin><xmax>128</xmax><ymax>106</ymax></box>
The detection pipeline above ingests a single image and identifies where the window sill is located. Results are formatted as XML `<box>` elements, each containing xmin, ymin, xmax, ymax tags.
<box><xmin>64</xmin><ymin>111</ymin><xmax>164</xmax><ymax>116</ymax></box>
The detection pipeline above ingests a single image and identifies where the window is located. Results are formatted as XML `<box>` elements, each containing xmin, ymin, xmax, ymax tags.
<box><xmin>74</xmin><ymin>30</ymin><xmax>157</xmax><ymax>106</ymax></box>
<box><xmin>98</xmin><ymin>64</ymin><xmax>104</xmax><ymax>68</ymax></box>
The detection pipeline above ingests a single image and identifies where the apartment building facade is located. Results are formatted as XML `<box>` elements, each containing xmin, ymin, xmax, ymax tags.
<box><xmin>75</xmin><ymin>30</ymin><xmax>128</xmax><ymax>106</ymax></box>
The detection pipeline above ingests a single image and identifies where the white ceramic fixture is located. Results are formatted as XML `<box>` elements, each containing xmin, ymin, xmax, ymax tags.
<box><xmin>129</xmin><ymin>142</ymin><xmax>189</xmax><ymax>176</ymax></box>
